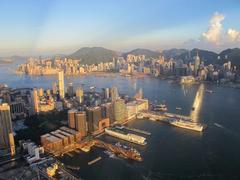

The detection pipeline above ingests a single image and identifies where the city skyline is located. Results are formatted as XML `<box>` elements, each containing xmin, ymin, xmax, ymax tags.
<box><xmin>0</xmin><ymin>0</ymin><xmax>240</xmax><ymax>56</ymax></box>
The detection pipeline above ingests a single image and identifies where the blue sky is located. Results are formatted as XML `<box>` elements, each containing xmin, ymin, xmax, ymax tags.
<box><xmin>0</xmin><ymin>0</ymin><xmax>240</xmax><ymax>56</ymax></box>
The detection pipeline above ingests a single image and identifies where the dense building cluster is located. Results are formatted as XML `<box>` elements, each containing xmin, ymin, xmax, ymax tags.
<box><xmin>0</xmin><ymin>69</ymin><xmax>148</xmax><ymax>157</ymax></box>
<box><xmin>16</xmin><ymin>52</ymin><xmax>240</xmax><ymax>84</ymax></box>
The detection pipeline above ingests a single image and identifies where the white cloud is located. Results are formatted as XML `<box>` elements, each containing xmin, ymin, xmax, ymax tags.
<box><xmin>202</xmin><ymin>12</ymin><xmax>225</xmax><ymax>44</ymax></box>
<box><xmin>227</xmin><ymin>28</ymin><xmax>240</xmax><ymax>41</ymax></box>
<box><xmin>183</xmin><ymin>12</ymin><xmax>240</xmax><ymax>51</ymax></box>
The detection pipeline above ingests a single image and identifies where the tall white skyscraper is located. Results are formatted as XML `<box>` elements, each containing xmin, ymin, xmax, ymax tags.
<box><xmin>194</xmin><ymin>51</ymin><xmax>201</xmax><ymax>76</ymax></box>
<box><xmin>58</xmin><ymin>70</ymin><xmax>65</xmax><ymax>99</ymax></box>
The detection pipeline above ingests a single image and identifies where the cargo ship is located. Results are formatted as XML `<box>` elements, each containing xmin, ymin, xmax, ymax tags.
<box><xmin>168</xmin><ymin>119</ymin><xmax>203</xmax><ymax>132</ymax></box>
<box><xmin>105</xmin><ymin>128</ymin><xmax>147</xmax><ymax>145</ymax></box>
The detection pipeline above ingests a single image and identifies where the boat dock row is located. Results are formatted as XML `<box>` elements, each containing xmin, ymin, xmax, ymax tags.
<box><xmin>122</xmin><ymin>126</ymin><xmax>151</xmax><ymax>136</ymax></box>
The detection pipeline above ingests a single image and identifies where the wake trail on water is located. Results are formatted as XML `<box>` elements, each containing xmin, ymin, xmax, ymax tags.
<box><xmin>213</xmin><ymin>123</ymin><xmax>240</xmax><ymax>137</ymax></box>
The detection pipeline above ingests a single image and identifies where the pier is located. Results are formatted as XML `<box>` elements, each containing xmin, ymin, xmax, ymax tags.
<box><xmin>138</xmin><ymin>110</ymin><xmax>192</xmax><ymax>121</ymax></box>
<box><xmin>138</xmin><ymin>110</ymin><xmax>168</xmax><ymax>121</ymax></box>
<box><xmin>122</xmin><ymin>126</ymin><xmax>151</xmax><ymax>136</ymax></box>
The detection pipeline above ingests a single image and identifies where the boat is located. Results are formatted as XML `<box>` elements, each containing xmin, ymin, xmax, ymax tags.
<box><xmin>80</xmin><ymin>146</ymin><xmax>90</xmax><ymax>152</ymax></box>
<box><xmin>206</xmin><ymin>89</ymin><xmax>213</xmax><ymax>93</ymax></box>
<box><xmin>176</xmin><ymin>107</ymin><xmax>182</xmax><ymax>110</ymax></box>
<box><xmin>149</xmin><ymin>117</ymin><xmax>156</xmax><ymax>121</ymax></box>
<box><xmin>154</xmin><ymin>104</ymin><xmax>168</xmax><ymax>111</ymax></box>
<box><xmin>169</xmin><ymin>119</ymin><xmax>203</xmax><ymax>132</ymax></box>
<box><xmin>115</xmin><ymin>125</ymin><xmax>124</xmax><ymax>130</ymax></box>
<box><xmin>115</xmin><ymin>142</ymin><xmax>141</xmax><ymax>156</ymax></box>
<box><xmin>214</xmin><ymin>123</ymin><xmax>223</xmax><ymax>128</ymax></box>
<box><xmin>88</xmin><ymin>157</ymin><xmax>102</xmax><ymax>165</ymax></box>
<box><xmin>103</xmin><ymin>150</ymin><xmax>116</xmax><ymax>158</ymax></box>
<box><xmin>66</xmin><ymin>165</ymin><xmax>80</xmax><ymax>171</ymax></box>
<box><xmin>105</xmin><ymin>128</ymin><xmax>147</xmax><ymax>145</ymax></box>
<box><xmin>137</xmin><ymin>114</ymin><xmax>144</xmax><ymax>119</ymax></box>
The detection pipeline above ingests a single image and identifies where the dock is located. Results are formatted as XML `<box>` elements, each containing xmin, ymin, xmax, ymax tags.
<box><xmin>123</xmin><ymin>126</ymin><xmax>151</xmax><ymax>136</ymax></box>
<box><xmin>138</xmin><ymin>110</ymin><xmax>192</xmax><ymax>121</ymax></box>
<box><xmin>76</xmin><ymin>140</ymin><xmax>143</xmax><ymax>161</ymax></box>
<box><xmin>138</xmin><ymin>111</ymin><xmax>168</xmax><ymax>121</ymax></box>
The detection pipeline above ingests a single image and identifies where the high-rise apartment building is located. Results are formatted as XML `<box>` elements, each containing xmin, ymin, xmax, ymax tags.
<box><xmin>86</xmin><ymin>107</ymin><xmax>102</xmax><ymax>133</ymax></box>
<box><xmin>75</xmin><ymin>111</ymin><xmax>87</xmax><ymax>137</ymax></box>
<box><xmin>101</xmin><ymin>103</ymin><xmax>114</xmax><ymax>124</ymax></box>
<box><xmin>111</xmin><ymin>86</ymin><xmax>119</xmax><ymax>102</ymax></box>
<box><xmin>113</xmin><ymin>99</ymin><xmax>126</xmax><ymax>123</ymax></box>
<box><xmin>0</xmin><ymin>103</ymin><xmax>15</xmax><ymax>156</ymax></box>
<box><xmin>68</xmin><ymin>109</ymin><xmax>77</xmax><ymax>129</ymax></box>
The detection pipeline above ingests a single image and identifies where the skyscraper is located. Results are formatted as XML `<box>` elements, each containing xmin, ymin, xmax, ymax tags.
<box><xmin>103</xmin><ymin>88</ymin><xmax>110</xmax><ymax>99</ymax></box>
<box><xmin>38</xmin><ymin>88</ymin><xmax>44</xmax><ymax>97</ymax></box>
<box><xmin>86</xmin><ymin>107</ymin><xmax>102</xmax><ymax>133</ymax></box>
<box><xmin>58</xmin><ymin>70</ymin><xmax>65</xmax><ymax>99</ymax></box>
<box><xmin>76</xmin><ymin>87</ymin><xmax>84</xmax><ymax>103</ymax></box>
<box><xmin>101</xmin><ymin>103</ymin><xmax>114</xmax><ymax>124</ymax></box>
<box><xmin>68</xmin><ymin>109</ymin><xmax>77</xmax><ymax>129</ymax></box>
<box><xmin>32</xmin><ymin>88</ymin><xmax>39</xmax><ymax>113</ymax></box>
<box><xmin>52</xmin><ymin>82</ymin><xmax>58</xmax><ymax>95</ymax></box>
<box><xmin>113</xmin><ymin>99</ymin><xmax>126</xmax><ymax>123</ymax></box>
<box><xmin>67</xmin><ymin>82</ymin><xmax>74</xmax><ymax>97</ymax></box>
<box><xmin>75</xmin><ymin>111</ymin><xmax>87</xmax><ymax>137</ymax></box>
<box><xmin>111</xmin><ymin>86</ymin><xmax>119</xmax><ymax>102</ymax></box>
<box><xmin>0</xmin><ymin>103</ymin><xmax>15</xmax><ymax>156</ymax></box>
<box><xmin>194</xmin><ymin>51</ymin><xmax>201</xmax><ymax>76</ymax></box>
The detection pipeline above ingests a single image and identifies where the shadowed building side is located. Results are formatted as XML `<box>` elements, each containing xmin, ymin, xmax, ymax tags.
<box><xmin>0</xmin><ymin>103</ymin><xmax>15</xmax><ymax>156</ymax></box>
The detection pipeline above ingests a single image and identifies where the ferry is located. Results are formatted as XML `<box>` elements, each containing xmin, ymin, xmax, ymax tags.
<box><xmin>66</xmin><ymin>165</ymin><xmax>80</xmax><ymax>171</ymax></box>
<box><xmin>115</xmin><ymin>142</ymin><xmax>141</xmax><ymax>156</ymax></box>
<box><xmin>105</xmin><ymin>128</ymin><xmax>147</xmax><ymax>145</ymax></box>
<box><xmin>88</xmin><ymin>157</ymin><xmax>102</xmax><ymax>165</ymax></box>
<box><xmin>103</xmin><ymin>150</ymin><xmax>116</xmax><ymax>158</ymax></box>
<box><xmin>137</xmin><ymin>114</ymin><xmax>144</xmax><ymax>119</ymax></box>
<box><xmin>154</xmin><ymin>104</ymin><xmax>168</xmax><ymax>111</ymax></box>
<box><xmin>169</xmin><ymin>119</ymin><xmax>203</xmax><ymax>132</ymax></box>
<box><xmin>206</xmin><ymin>89</ymin><xmax>213</xmax><ymax>93</ymax></box>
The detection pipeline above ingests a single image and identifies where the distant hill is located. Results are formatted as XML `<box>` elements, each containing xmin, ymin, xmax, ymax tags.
<box><xmin>123</xmin><ymin>48</ymin><xmax>160</xmax><ymax>59</ymax></box>
<box><xmin>66</xmin><ymin>47</ymin><xmax>240</xmax><ymax>66</ymax></box>
<box><xmin>68</xmin><ymin>47</ymin><xmax>118</xmax><ymax>64</ymax></box>
<box><xmin>218</xmin><ymin>48</ymin><xmax>240</xmax><ymax>66</ymax></box>
<box><xmin>176</xmin><ymin>48</ymin><xmax>218</xmax><ymax>65</ymax></box>
<box><xmin>163</xmin><ymin>48</ymin><xmax>188</xmax><ymax>59</ymax></box>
